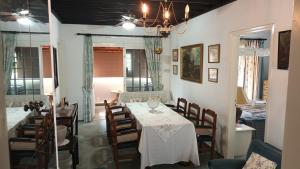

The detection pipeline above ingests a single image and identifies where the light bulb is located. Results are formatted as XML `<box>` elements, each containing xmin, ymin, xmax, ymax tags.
<box><xmin>19</xmin><ymin>9</ymin><xmax>29</xmax><ymax>15</ymax></box>
<box><xmin>164</xmin><ymin>10</ymin><xmax>170</xmax><ymax>19</ymax></box>
<box><xmin>17</xmin><ymin>17</ymin><xmax>32</xmax><ymax>25</ymax></box>
<box><xmin>122</xmin><ymin>21</ymin><xmax>136</xmax><ymax>30</ymax></box>
<box><xmin>185</xmin><ymin>4</ymin><xmax>190</xmax><ymax>19</ymax></box>
<box><xmin>142</xmin><ymin>3</ymin><xmax>148</xmax><ymax>13</ymax></box>
<box><xmin>142</xmin><ymin>3</ymin><xmax>148</xmax><ymax>18</ymax></box>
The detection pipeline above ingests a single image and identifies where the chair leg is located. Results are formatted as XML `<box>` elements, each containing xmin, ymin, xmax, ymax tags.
<box><xmin>210</xmin><ymin>140</ymin><xmax>215</xmax><ymax>159</ymax></box>
<box><xmin>112</xmin><ymin>144</ymin><xmax>119</xmax><ymax>169</ymax></box>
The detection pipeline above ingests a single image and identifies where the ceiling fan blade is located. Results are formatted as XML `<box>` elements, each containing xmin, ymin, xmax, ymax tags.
<box><xmin>0</xmin><ymin>15</ymin><xmax>17</xmax><ymax>21</ymax></box>
<box><xmin>0</xmin><ymin>11</ymin><xmax>14</xmax><ymax>16</ymax></box>
<box><xmin>114</xmin><ymin>21</ymin><xmax>124</xmax><ymax>27</ymax></box>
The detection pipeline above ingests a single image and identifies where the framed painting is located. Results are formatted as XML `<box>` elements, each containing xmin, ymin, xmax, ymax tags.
<box><xmin>173</xmin><ymin>65</ymin><xmax>178</xmax><ymax>75</ymax></box>
<box><xmin>208</xmin><ymin>68</ymin><xmax>218</xmax><ymax>83</ymax></box>
<box><xmin>208</xmin><ymin>44</ymin><xmax>220</xmax><ymax>63</ymax></box>
<box><xmin>53</xmin><ymin>47</ymin><xmax>59</xmax><ymax>88</ymax></box>
<box><xmin>172</xmin><ymin>49</ymin><xmax>178</xmax><ymax>62</ymax></box>
<box><xmin>180</xmin><ymin>44</ymin><xmax>204</xmax><ymax>83</ymax></box>
<box><xmin>278</xmin><ymin>30</ymin><xmax>291</xmax><ymax>70</ymax></box>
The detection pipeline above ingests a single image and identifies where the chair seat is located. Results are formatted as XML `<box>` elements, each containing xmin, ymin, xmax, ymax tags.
<box><xmin>10</xmin><ymin>141</ymin><xmax>36</xmax><ymax>151</ymax></box>
<box><xmin>195</xmin><ymin>128</ymin><xmax>212</xmax><ymax>136</ymax></box>
<box><xmin>117</xmin><ymin>132</ymin><xmax>138</xmax><ymax>143</ymax></box>
<box><xmin>116</xmin><ymin>123</ymin><xmax>132</xmax><ymax>130</ymax></box>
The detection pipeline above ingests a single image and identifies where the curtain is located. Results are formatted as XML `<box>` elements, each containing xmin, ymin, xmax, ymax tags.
<box><xmin>238</xmin><ymin>39</ymin><xmax>264</xmax><ymax>101</ymax></box>
<box><xmin>2</xmin><ymin>33</ymin><xmax>17</xmax><ymax>93</ymax></box>
<box><xmin>144</xmin><ymin>37</ymin><xmax>163</xmax><ymax>91</ymax></box>
<box><xmin>82</xmin><ymin>35</ymin><xmax>94</xmax><ymax>123</ymax></box>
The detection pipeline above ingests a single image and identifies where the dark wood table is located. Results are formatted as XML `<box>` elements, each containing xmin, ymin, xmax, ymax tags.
<box><xmin>56</xmin><ymin>103</ymin><xmax>79</xmax><ymax>169</ymax></box>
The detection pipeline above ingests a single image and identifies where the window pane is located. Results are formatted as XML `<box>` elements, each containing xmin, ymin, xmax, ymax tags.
<box><xmin>125</xmin><ymin>49</ymin><xmax>151</xmax><ymax>92</ymax></box>
<box><xmin>8</xmin><ymin>47</ymin><xmax>41</xmax><ymax>95</ymax></box>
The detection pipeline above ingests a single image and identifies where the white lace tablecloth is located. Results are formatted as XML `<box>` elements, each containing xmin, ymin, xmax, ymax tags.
<box><xmin>126</xmin><ymin>102</ymin><xmax>200</xmax><ymax>169</ymax></box>
<box><xmin>6</xmin><ymin>107</ymin><xmax>32</xmax><ymax>137</ymax></box>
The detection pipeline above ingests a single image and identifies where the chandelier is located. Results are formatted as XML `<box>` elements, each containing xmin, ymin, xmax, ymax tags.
<box><xmin>141</xmin><ymin>0</ymin><xmax>190</xmax><ymax>37</ymax></box>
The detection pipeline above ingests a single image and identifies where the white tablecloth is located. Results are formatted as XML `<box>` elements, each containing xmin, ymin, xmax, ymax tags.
<box><xmin>126</xmin><ymin>102</ymin><xmax>200</xmax><ymax>169</ymax></box>
<box><xmin>6</xmin><ymin>107</ymin><xmax>32</xmax><ymax>137</ymax></box>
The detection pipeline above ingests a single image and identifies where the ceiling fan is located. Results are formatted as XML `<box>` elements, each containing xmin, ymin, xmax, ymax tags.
<box><xmin>0</xmin><ymin>9</ymin><xmax>46</xmax><ymax>25</ymax></box>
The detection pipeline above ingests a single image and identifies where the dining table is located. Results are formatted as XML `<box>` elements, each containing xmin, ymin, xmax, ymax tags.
<box><xmin>126</xmin><ymin>102</ymin><xmax>200</xmax><ymax>169</ymax></box>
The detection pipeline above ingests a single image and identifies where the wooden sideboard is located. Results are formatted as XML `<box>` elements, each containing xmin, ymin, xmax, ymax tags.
<box><xmin>56</xmin><ymin>103</ymin><xmax>79</xmax><ymax>169</ymax></box>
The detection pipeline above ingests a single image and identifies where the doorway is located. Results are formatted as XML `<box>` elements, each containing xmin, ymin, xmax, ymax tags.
<box><xmin>227</xmin><ymin>24</ymin><xmax>275</xmax><ymax>158</ymax></box>
<box><xmin>93</xmin><ymin>47</ymin><xmax>124</xmax><ymax>119</ymax></box>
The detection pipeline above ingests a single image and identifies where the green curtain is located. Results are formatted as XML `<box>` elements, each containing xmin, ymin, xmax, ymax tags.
<box><xmin>2</xmin><ymin>33</ymin><xmax>17</xmax><ymax>93</ymax></box>
<box><xmin>82</xmin><ymin>35</ymin><xmax>93</xmax><ymax>123</ymax></box>
<box><xmin>144</xmin><ymin>37</ymin><xmax>164</xmax><ymax>91</ymax></box>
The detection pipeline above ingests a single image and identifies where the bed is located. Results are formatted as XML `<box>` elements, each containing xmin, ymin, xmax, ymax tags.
<box><xmin>6</xmin><ymin>107</ymin><xmax>32</xmax><ymax>137</ymax></box>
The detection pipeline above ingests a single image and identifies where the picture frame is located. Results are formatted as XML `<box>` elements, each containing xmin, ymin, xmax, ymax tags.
<box><xmin>173</xmin><ymin>65</ymin><xmax>178</xmax><ymax>75</ymax></box>
<box><xmin>172</xmin><ymin>49</ymin><xmax>179</xmax><ymax>62</ymax></box>
<box><xmin>53</xmin><ymin>47</ymin><xmax>59</xmax><ymax>88</ymax></box>
<box><xmin>208</xmin><ymin>68</ymin><xmax>218</xmax><ymax>83</ymax></box>
<box><xmin>180</xmin><ymin>44</ymin><xmax>204</xmax><ymax>83</ymax></box>
<box><xmin>208</xmin><ymin>44</ymin><xmax>220</xmax><ymax>63</ymax></box>
<box><xmin>278</xmin><ymin>30</ymin><xmax>291</xmax><ymax>70</ymax></box>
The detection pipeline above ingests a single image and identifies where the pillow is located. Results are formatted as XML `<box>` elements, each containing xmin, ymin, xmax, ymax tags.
<box><xmin>242</xmin><ymin>152</ymin><xmax>277</xmax><ymax>169</ymax></box>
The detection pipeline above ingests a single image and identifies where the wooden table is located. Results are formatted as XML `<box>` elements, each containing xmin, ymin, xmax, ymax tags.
<box><xmin>56</xmin><ymin>103</ymin><xmax>79</xmax><ymax>169</ymax></box>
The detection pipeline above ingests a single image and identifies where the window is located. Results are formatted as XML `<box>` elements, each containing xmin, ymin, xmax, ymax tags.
<box><xmin>126</xmin><ymin>49</ymin><xmax>152</xmax><ymax>92</ymax></box>
<box><xmin>93</xmin><ymin>47</ymin><xmax>123</xmax><ymax>77</ymax></box>
<box><xmin>8</xmin><ymin>47</ymin><xmax>41</xmax><ymax>95</ymax></box>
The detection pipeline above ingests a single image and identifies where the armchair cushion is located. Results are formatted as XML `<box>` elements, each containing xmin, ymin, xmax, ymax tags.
<box><xmin>243</xmin><ymin>152</ymin><xmax>277</xmax><ymax>169</ymax></box>
<box><xmin>208</xmin><ymin>159</ymin><xmax>246</xmax><ymax>169</ymax></box>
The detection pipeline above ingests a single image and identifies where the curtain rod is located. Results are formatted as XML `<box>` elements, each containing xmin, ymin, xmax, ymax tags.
<box><xmin>1</xmin><ymin>31</ymin><xmax>49</xmax><ymax>35</ymax></box>
<box><xmin>240</xmin><ymin>38</ymin><xmax>267</xmax><ymax>41</ymax></box>
<box><xmin>76</xmin><ymin>33</ymin><xmax>163</xmax><ymax>38</ymax></box>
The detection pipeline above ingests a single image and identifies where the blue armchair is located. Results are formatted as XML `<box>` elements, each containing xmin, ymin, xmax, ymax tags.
<box><xmin>208</xmin><ymin>140</ymin><xmax>282</xmax><ymax>169</ymax></box>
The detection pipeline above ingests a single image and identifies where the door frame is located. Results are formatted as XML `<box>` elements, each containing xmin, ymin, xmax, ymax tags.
<box><xmin>226</xmin><ymin>24</ymin><xmax>275</xmax><ymax>158</ymax></box>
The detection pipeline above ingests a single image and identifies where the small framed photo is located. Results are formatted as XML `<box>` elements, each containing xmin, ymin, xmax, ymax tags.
<box><xmin>172</xmin><ymin>49</ymin><xmax>178</xmax><ymax>62</ymax></box>
<box><xmin>208</xmin><ymin>44</ymin><xmax>220</xmax><ymax>63</ymax></box>
<box><xmin>208</xmin><ymin>68</ymin><xmax>218</xmax><ymax>83</ymax></box>
<box><xmin>173</xmin><ymin>65</ymin><xmax>178</xmax><ymax>75</ymax></box>
<box><xmin>278</xmin><ymin>30</ymin><xmax>291</xmax><ymax>70</ymax></box>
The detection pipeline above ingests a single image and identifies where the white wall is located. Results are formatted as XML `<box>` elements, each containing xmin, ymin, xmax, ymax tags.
<box><xmin>50</xmin><ymin>14</ymin><xmax>62</xmax><ymax>104</ymax></box>
<box><xmin>170</xmin><ymin>0</ymin><xmax>293</xmax><ymax>156</ymax></box>
<box><xmin>282</xmin><ymin>0</ymin><xmax>300</xmax><ymax>168</ymax></box>
<box><xmin>58</xmin><ymin>24</ymin><xmax>170</xmax><ymax>120</ymax></box>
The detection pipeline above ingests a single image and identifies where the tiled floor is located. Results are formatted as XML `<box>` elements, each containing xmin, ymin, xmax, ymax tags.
<box><xmin>77</xmin><ymin>106</ymin><xmax>214</xmax><ymax>169</ymax></box>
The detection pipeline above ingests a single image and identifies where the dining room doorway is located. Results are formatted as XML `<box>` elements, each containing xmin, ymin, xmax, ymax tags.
<box><xmin>227</xmin><ymin>24</ymin><xmax>275</xmax><ymax>158</ymax></box>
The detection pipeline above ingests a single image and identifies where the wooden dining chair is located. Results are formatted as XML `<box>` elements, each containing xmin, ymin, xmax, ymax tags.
<box><xmin>186</xmin><ymin>103</ymin><xmax>201</xmax><ymax>126</ymax></box>
<box><xmin>107</xmin><ymin>109</ymin><xmax>139</xmax><ymax>169</ymax></box>
<box><xmin>195</xmin><ymin>109</ymin><xmax>217</xmax><ymax>159</ymax></box>
<box><xmin>9</xmin><ymin>112</ymin><xmax>53</xmax><ymax>169</ymax></box>
<box><xmin>104</xmin><ymin>100</ymin><xmax>135</xmax><ymax>144</ymax></box>
<box><xmin>172</xmin><ymin>98</ymin><xmax>188</xmax><ymax>117</ymax></box>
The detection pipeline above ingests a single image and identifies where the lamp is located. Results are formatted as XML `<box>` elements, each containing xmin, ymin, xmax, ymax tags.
<box><xmin>141</xmin><ymin>0</ymin><xmax>190</xmax><ymax>37</ymax></box>
<box><xmin>122</xmin><ymin>21</ymin><xmax>136</xmax><ymax>30</ymax></box>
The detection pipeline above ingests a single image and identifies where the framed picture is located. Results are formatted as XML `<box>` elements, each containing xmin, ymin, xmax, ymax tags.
<box><xmin>173</xmin><ymin>65</ymin><xmax>178</xmax><ymax>75</ymax></box>
<box><xmin>208</xmin><ymin>44</ymin><xmax>220</xmax><ymax>63</ymax></box>
<box><xmin>278</xmin><ymin>30</ymin><xmax>291</xmax><ymax>70</ymax></box>
<box><xmin>172</xmin><ymin>49</ymin><xmax>178</xmax><ymax>62</ymax></box>
<box><xmin>208</xmin><ymin>68</ymin><xmax>218</xmax><ymax>83</ymax></box>
<box><xmin>53</xmin><ymin>47</ymin><xmax>59</xmax><ymax>88</ymax></box>
<box><xmin>180</xmin><ymin>44</ymin><xmax>204</xmax><ymax>83</ymax></box>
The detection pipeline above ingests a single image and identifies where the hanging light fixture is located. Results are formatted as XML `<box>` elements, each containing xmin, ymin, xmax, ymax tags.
<box><xmin>141</xmin><ymin>0</ymin><xmax>190</xmax><ymax>37</ymax></box>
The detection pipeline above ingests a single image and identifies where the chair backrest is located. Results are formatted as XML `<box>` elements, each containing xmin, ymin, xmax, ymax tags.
<box><xmin>201</xmin><ymin>109</ymin><xmax>217</xmax><ymax>137</ymax></box>
<box><xmin>177</xmin><ymin>98</ymin><xmax>187</xmax><ymax>114</ymax></box>
<box><xmin>187</xmin><ymin>103</ymin><xmax>201</xmax><ymax>126</ymax></box>
<box><xmin>247</xmin><ymin>140</ymin><xmax>282</xmax><ymax>169</ymax></box>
